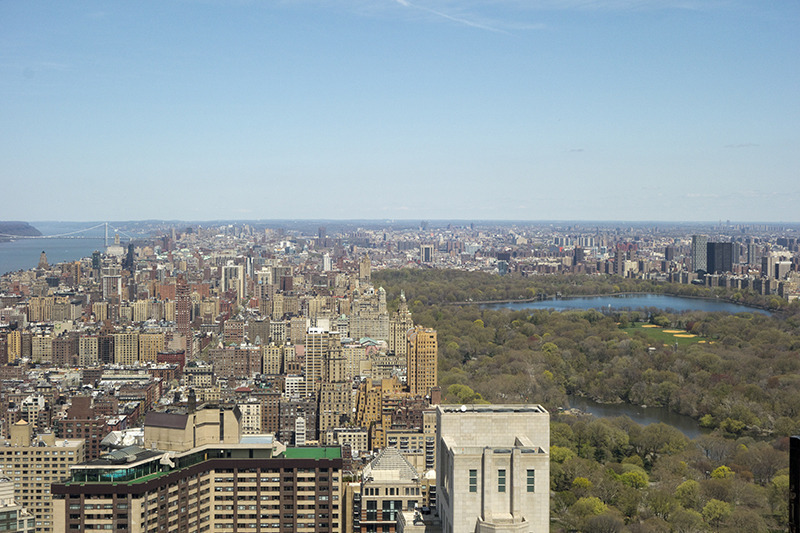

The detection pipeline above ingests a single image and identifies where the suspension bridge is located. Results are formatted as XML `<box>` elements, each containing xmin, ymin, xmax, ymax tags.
<box><xmin>0</xmin><ymin>222</ymin><xmax>136</xmax><ymax>245</ymax></box>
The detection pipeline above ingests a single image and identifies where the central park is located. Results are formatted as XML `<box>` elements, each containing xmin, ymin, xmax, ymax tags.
<box><xmin>373</xmin><ymin>269</ymin><xmax>798</xmax><ymax>532</ymax></box>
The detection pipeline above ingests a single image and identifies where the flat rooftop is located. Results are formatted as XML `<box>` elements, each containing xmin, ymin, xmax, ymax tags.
<box><xmin>282</xmin><ymin>447</ymin><xmax>342</xmax><ymax>460</ymax></box>
<box><xmin>438</xmin><ymin>404</ymin><xmax>547</xmax><ymax>414</ymax></box>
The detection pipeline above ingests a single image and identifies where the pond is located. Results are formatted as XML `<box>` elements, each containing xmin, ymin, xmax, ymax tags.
<box><xmin>567</xmin><ymin>395</ymin><xmax>707</xmax><ymax>440</ymax></box>
<box><xmin>483</xmin><ymin>293</ymin><xmax>769</xmax><ymax>315</ymax></box>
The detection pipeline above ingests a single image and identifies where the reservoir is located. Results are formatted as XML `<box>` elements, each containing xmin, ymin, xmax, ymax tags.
<box><xmin>483</xmin><ymin>293</ymin><xmax>769</xmax><ymax>315</ymax></box>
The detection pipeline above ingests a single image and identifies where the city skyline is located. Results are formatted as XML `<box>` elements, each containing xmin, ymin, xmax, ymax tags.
<box><xmin>2</xmin><ymin>1</ymin><xmax>798</xmax><ymax>222</ymax></box>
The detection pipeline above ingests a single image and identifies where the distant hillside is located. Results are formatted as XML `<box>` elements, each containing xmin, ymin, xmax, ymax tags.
<box><xmin>0</xmin><ymin>222</ymin><xmax>42</xmax><ymax>242</ymax></box>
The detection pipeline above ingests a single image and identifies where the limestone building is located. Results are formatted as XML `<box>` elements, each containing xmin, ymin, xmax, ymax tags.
<box><xmin>436</xmin><ymin>405</ymin><xmax>549</xmax><ymax>533</ymax></box>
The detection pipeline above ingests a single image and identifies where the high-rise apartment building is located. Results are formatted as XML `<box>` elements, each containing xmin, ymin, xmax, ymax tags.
<box><xmin>407</xmin><ymin>327</ymin><xmax>437</xmax><ymax>397</ymax></box>
<box><xmin>52</xmin><ymin>409</ymin><xmax>344</xmax><ymax>533</ymax></box>
<box><xmin>0</xmin><ymin>421</ymin><xmax>85</xmax><ymax>533</ymax></box>
<box><xmin>221</xmin><ymin>263</ymin><xmax>245</xmax><ymax>303</ymax></box>
<box><xmin>102</xmin><ymin>274</ymin><xmax>122</xmax><ymax>302</ymax></box>
<box><xmin>175</xmin><ymin>274</ymin><xmax>192</xmax><ymax>357</ymax></box>
<box><xmin>388</xmin><ymin>293</ymin><xmax>414</xmax><ymax>358</ymax></box>
<box><xmin>54</xmin><ymin>396</ymin><xmax>108</xmax><ymax>461</ymax></box>
<box><xmin>305</xmin><ymin>328</ymin><xmax>342</xmax><ymax>393</ymax></box>
<box><xmin>691</xmin><ymin>235</ymin><xmax>708</xmax><ymax>272</ymax></box>
<box><xmin>138</xmin><ymin>332</ymin><xmax>165</xmax><ymax>363</ymax></box>
<box><xmin>0</xmin><ymin>478</ymin><xmax>34</xmax><ymax>533</ymax></box>
<box><xmin>420</xmin><ymin>245</ymin><xmax>434</xmax><ymax>264</ymax></box>
<box><xmin>706</xmin><ymin>241</ymin><xmax>734</xmax><ymax>274</ymax></box>
<box><xmin>436</xmin><ymin>405</ymin><xmax>550</xmax><ymax>533</ymax></box>
<box><xmin>113</xmin><ymin>332</ymin><xmax>139</xmax><ymax>365</ymax></box>
<box><xmin>359</xmin><ymin>255</ymin><xmax>371</xmax><ymax>285</ymax></box>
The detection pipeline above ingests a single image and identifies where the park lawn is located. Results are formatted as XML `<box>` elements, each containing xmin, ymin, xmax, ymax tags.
<box><xmin>622</xmin><ymin>322</ymin><xmax>703</xmax><ymax>347</ymax></box>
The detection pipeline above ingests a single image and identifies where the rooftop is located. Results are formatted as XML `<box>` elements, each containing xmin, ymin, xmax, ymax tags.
<box><xmin>282</xmin><ymin>447</ymin><xmax>341</xmax><ymax>460</ymax></box>
<box><xmin>438</xmin><ymin>404</ymin><xmax>547</xmax><ymax>414</ymax></box>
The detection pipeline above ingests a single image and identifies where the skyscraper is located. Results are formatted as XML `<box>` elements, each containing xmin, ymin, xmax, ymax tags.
<box><xmin>359</xmin><ymin>254</ymin><xmax>371</xmax><ymax>284</ymax></box>
<box><xmin>305</xmin><ymin>328</ymin><xmax>342</xmax><ymax>393</ymax></box>
<box><xmin>407</xmin><ymin>326</ymin><xmax>437</xmax><ymax>397</ymax></box>
<box><xmin>389</xmin><ymin>292</ymin><xmax>414</xmax><ymax>358</ymax></box>
<box><xmin>221</xmin><ymin>263</ymin><xmax>245</xmax><ymax>303</ymax></box>
<box><xmin>691</xmin><ymin>235</ymin><xmax>708</xmax><ymax>272</ymax></box>
<box><xmin>706</xmin><ymin>241</ymin><xmax>733</xmax><ymax>274</ymax></box>
<box><xmin>176</xmin><ymin>274</ymin><xmax>192</xmax><ymax>357</ymax></box>
<box><xmin>420</xmin><ymin>244</ymin><xmax>434</xmax><ymax>263</ymax></box>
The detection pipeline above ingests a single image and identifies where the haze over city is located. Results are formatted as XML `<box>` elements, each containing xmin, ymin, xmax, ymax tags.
<box><xmin>2</xmin><ymin>1</ymin><xmax>798</xmax><ymax>221</ymax></box>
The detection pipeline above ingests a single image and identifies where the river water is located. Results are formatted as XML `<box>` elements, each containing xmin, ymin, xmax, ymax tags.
<box><xmin>0</xmin><ymin>222</ymin><xmax>106</xmax><ymax>276</ymax></box>
<box><xmin>484</xmin><ymin>293</ymin><xmax>768</xmax><ymax>315</ymax></box>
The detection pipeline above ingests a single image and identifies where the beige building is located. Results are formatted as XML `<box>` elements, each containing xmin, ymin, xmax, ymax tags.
<box><xmin>137</xmin><ymin>332</ymin><xmax>165</xmax><ymax>362</ymax></box>
<box><xmin>78</xmin><ymin>335</ymin><xmax>99</xmax><ymax>366</ymax></box>
<box><xmin>319</xmin><ymin>382</ymin><xmax>353</xmax><ymax>437</ymax></box>
<box><xmin>0</xmin><ymin>421</ymin><xmax>84</xmax><ymax>533</ymax></box>
<box><xmin>143</xmin><ymin>407</ymin><xmax>241</xmax><ymax>452</ymax></box>
<box><xmin>436</xmin><ymin>405</ymin><xmax>549</xmax><ymax>533</ymax></box>
<box><xmin>407</xmin><ymin>327</ymin><xmax>437</xmax><ymax>397</ymax></box>
<box><xmin>388</xmin><ymin>293</ymin><xmax>414</xmax><ymax>358</ymax></box>
<box><xmin>262</xmin><ymin>342</ymin><xmax>284</xmax><ymax>375</ymax></box>
<box><xmin>238</xmin><ymin>400</ymin><xmax>263</xmax><ymax>434</ymax></box>
<box><xmin>325</xmin><ymin>427</ymin><xmax>369</xmax><ymax>454</ymax></box>
<box><xmin>355</xmin><ymin>447</ymin><xmax>425</xmax><ymax>533</ymax></box>
<box><xmin>0</xmin><ymin>477</ymin><xmax>35</xmax><ymax>533</ymax></box>
<box><xmin>31</xmin><ymin>334</ymin><xmax>53</xmax><ymax>363</ymax></box>
<box><xmin>184</xmin><ymin>363</ymin><xmax>214</xmax><ymax>388</ymax></box>
<box><xmin>113</xmin><ymin>332</ymin><xmax>139</xmax><ymax>365</ymax></box>
<box><xmin>52</xmin><ymin>407</ymin><xmax>343</xmax><ymax>533</ymax></box>
<box><xmin>91</xmin><ymin>301</ymin><xmax>108</xmax><ymax>322</ymax></box>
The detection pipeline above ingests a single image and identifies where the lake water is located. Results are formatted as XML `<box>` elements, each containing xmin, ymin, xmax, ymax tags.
<box><xmin>0</xmin><ymin>222</ymin><xmax>106</xmax><ymax>276</ymax></box>
<box><xmin>568</xmin><ymin>395</ymin><xmax>706</xmax><ymax>439</ymax></box>
<box><xmin>484</xmin><ymin>293</ymin><xmax>768</xmax><ymax>315</ymax></box>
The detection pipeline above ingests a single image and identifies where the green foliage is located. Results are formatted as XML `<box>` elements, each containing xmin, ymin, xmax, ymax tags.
<box><xmin>619</xmin><ymin>470</ymin><xmax>649</xmax><ymax>488</ymax></box>
<box><xmin>572</xmin><ymin>476</ymin><xmax>593</xmax><ymax>490</ymax></box>
<box><xmin>571</xmin><ymin>496</ymin><xmax>608</xmax><ymax>517</ymax></box>
<box><xmin>675</xmin><ymin>479</ymin><xmax>701</xmax><ymax>510</ymax></box>
<box><xmin>670</xmin><ymin>509</ymin><xmax>703</xmax><ymax>533</ymax></box>
<box><xmin>719</xmin><ymin>417</ymin><xmax>746</xmax><ymax>435</ymax></box>
<box><xmin>711</xmin><ymin>465</ymin><xmax>735</xmax><ymax>479</ymax></box>
<box><xmin>702</xmin><ymin>499</ymin><xmax>731</xmax><ymax>525</ymax></box>
<box><xmin>445</xmin><ymin>384</ymin><xmax>489</xmax><ymax>404</ymax></box>
<box><xmin>551</xmin><ymin>445</ymin><xmax>577</xmax><ymax>464</ymax></box>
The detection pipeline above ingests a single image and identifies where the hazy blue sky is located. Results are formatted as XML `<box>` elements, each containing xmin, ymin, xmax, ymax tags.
<box><xmin>1</xmin><ymin>1</ymin><xmax>797</xmax><ymax>222</ymax></box>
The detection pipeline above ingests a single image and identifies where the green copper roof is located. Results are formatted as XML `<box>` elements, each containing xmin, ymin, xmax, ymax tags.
<box><xmin>282</xmin><ymin>447</ymin><xmax>342</xmax><ymax>460</ymax></box>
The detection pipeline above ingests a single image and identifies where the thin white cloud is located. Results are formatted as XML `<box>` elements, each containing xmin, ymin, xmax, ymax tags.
<box><xmin>725</xmin><ymin>143</ymin><xmax>759</xmax><ymax>148</ymax></box>
<box><xmin>392</xmin><ymin>0</ymin><xmax>510</xmax><ymax>33</ymax></box>
<box><xmin>482</xmin><ymin>0</ymin><xmax>725</xmax><ymax>11</ymax></box>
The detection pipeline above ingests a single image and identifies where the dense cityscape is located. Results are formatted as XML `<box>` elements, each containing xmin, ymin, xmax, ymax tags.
<box><xmin>0</xmin><ymin>220</ymin><xmax>798</xmax><ymax>532</ymax></box>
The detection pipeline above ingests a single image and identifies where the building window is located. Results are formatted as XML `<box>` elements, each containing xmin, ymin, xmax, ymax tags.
<box><xmin>498</xmin><ymin>470</ymin><xmax>506</xmax><ymax>493</ymax></box>
<box><xmin>469</xmin><ymin>470</ymin><xmax>477</xmax><ymax>493</ymax></box>
<box><xmin>527</xmin><ymin>470</ymin><xmax>535</xmax><ymax>493</ymax></box>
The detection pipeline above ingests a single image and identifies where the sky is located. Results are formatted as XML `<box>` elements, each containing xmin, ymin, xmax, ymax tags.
<box><xmin>1</xmin><ymin>0</ymin><xmax>798</xmax><ymax>222</ymax></box>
